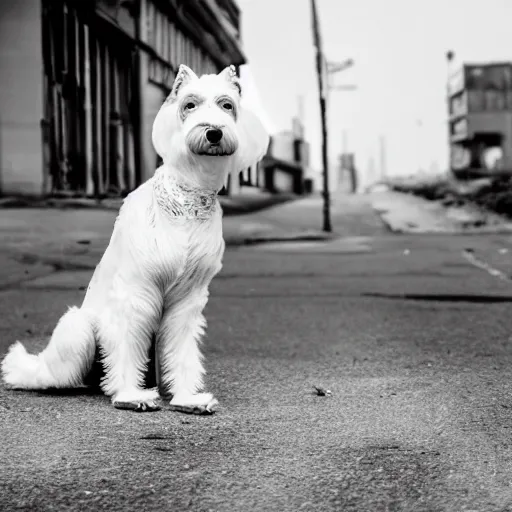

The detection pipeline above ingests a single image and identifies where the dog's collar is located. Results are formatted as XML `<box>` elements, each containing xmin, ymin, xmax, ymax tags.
<box><xmin>153</xmin><ymin>169</ymin><xmax>218</xmax><ymax>220</ymax></box>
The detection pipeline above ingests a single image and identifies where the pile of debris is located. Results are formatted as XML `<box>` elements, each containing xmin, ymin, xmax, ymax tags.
<box><xmin>386</xmin><ymin>175</ymin><xmax>512</xmax><ymax>219</ymax></box>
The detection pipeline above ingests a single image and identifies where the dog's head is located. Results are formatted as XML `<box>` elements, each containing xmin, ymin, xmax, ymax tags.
<box><xmin>152</xmin><ymin>65</ymin><xmax>269</xmax><ymax>189</ymax></box>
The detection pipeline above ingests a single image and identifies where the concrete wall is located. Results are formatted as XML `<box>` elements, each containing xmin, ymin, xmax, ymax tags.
<box><xmin>0</xmin><ymin>0</ymin><xmax>44</xmax><ymax>195</ymax></box>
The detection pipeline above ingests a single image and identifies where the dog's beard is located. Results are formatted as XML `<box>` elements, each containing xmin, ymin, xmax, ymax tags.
<box><xmin>185</xmin><ymin>126</ymin><xmax>238</xmax><ymax>157</ymax></box>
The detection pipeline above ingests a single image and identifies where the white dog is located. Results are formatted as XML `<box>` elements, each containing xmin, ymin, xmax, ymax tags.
<box><xmin>1</xmin><ymin>64</ymin><xmax>269</xmax><ymax>413</ymax></box>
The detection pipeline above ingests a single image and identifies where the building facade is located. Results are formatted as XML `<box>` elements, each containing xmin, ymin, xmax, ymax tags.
<box><xmin>448</xmin><ymin>61</ymin><xmax>512</xmax><ymax>179</ymax></box>
<box><xmin>0</xmin><ymin>0</ymin><xmax>245</xmax><ymax>197</ymax></box>
<box><xmin>247</xmin><ymin>116</ymin><xmax>309</xmax><ymax>196</ymax></box>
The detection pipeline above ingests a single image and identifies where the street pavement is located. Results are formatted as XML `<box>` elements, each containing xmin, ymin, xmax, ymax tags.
<box><xmin>2</xmin><ymin>193</ymin><xmax>512</xmax><ymax>511</ymax></box>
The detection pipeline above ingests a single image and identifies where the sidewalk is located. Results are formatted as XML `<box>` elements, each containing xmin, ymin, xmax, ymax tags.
<box><xmin>371</xmin><ymin>189</ymin><xmax>512</xmax><ymax>234</ymax></box>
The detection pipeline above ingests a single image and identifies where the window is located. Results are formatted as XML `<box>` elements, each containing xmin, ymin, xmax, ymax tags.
<box><xmin>146</xmin><ymin>1</ymin><xmax>154</xmax><ymax>47</ymax></box>
<box><xmin>159</xmin><ymin>12</ymin><xmax>166</xmax><ymax>59</ymax></box>
<box><xmin>153</xmin><ymin>9</ymin><xmax>161</xmax><ymax>54</ymax></box>
<box><xmin>177</xmin><ymin>30</ymin><xmax>183</xmax><ymax>65</ymax></box>
<box><xmin>450</xmin><ymin>91</ymin><xmax>467</xmax><ymax>117</ymax></box>
<box><xmin>452</xmin><ymin>118</ymin><xmax>468</xmax><ymax>138</ymax></box>
<box><xmin>169</xmin><ymin>22</ymin><xmax>176</xmax><ymax>67</ymax></box>
<box><xmin>185</xmin><ymin>37</ymin><xmax>191</xmax><ymax>66</ymax></box>
<box><xmin>192</xmin><ymin>42</ymin><xmax>199</xmax><ymax>72</ymax></box>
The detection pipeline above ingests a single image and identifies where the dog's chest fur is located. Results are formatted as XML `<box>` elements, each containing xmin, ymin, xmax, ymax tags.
<box><xmin>155</xmin><ymin>211</ymin><xmax>225</xmax><ymax>296</ymax></box>
<box><xmin>143</xmin><ymin>177</ymin><xmax>225</xmax><ymax>297</ymax></box>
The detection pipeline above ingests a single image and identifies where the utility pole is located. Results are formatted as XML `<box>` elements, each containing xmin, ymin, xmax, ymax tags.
<box><xmin>310</xmin><ymin>0</ymin><xmax>331</xmax><ymax>232</ymax></box>
<box><xmin>446</xmin><ymin>50</ymin><xmax>455</xmax><ymax>177</ymax></box>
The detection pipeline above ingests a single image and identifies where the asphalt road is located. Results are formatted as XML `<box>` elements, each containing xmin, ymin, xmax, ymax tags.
<box><xmin>2</xmin><ymin>206</ymin><xmax>512</xmax><ymax>510</ymax></box>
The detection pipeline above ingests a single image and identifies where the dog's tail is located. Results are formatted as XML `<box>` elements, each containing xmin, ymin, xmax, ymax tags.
<box><xmin>2</xmin><ymin>306</ymin><xmax>96</xmax><ymax>390</ymax></box>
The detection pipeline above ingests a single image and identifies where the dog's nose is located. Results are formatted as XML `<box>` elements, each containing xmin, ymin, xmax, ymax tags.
<box><xmin>205</xmin><ymin>128</ymin><xmax>223</xmax><ymax>144</ymax></box>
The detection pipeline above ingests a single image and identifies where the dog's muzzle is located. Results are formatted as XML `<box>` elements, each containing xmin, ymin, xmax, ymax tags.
<box><xmin>186</xmin><ymin>125</ymin><xmax>238</xmax><ymax>157</ymax></box>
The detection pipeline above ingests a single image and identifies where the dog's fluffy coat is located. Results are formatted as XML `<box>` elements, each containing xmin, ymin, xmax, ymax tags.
<box><xmin>1</xmin><ymin>65</ymin><xmax>269</xmax><ymax>412</ymax></box>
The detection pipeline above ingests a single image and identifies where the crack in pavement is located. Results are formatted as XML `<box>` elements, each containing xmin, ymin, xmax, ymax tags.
<box><xmin>14</xmin><ymin>252</ymin><xmax>96</xmax><ymax>272</ymax></box>
<box><xmin>362</xmin><ymin>293</ymin><xmax>512</xmax><ymax>303</ymax></box>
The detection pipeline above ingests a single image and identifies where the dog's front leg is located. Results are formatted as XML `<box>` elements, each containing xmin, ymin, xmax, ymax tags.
<box><xmin>157</xmin><ymin>287</ymin><xmax>218</xmax><ymax>415</ymax></box>
<box><xmin>99</xmin><ymin>287</ymin><xmax>163</xmax><ymax>412</ymax></box>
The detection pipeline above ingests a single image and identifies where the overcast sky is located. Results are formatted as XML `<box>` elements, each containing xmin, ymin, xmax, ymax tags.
<box><xmin>237</xmin><ymin>0</ymin><xmax>512</xmax><ymax>188</ymax></box>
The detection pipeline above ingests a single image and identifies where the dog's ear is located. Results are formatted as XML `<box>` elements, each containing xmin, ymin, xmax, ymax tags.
<box><xmin>166</xmin><ymin>64</ymin><xmax>198</xmax><ymax>102</ymax></box>
<box><xmin>152</xmin><ymin>103</ymin><xmax>173</xmax><ymax>161</ymax></box>
<box><xmin>153</xmin><ymin>65</ymin><xmax>197</xmax><ymax>161</ymax></box>
<box><xmin>232</xmin><ymin>97</ymin><xmax>270</xmax><ymax>173</ymax></box>
<box><xmin>218</xmin><ymin>65</ymin><xmax>242</xmax><ymax>96</ymax></box>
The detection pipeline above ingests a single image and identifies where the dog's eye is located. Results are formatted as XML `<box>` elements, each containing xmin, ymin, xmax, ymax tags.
<box><xmin>184</xmin><ymin>102</ymin><xmax>196</xmax><ymax>111</ymax></box>
<box><xmin>222</xmin><ymin>102</ymin><xmax>233</xmax><ymax>111</ymax></box>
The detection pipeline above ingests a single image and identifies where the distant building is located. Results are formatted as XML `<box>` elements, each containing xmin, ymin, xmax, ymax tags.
<box><xmin>261</xmin><ymin>116</ymin><xmax>309</xmax><ymax>195</ymax></box>
<box><xmin>447</xmin><ymin>61</ymin><xmax>512</xmax><ymax>178</ymax></box>
<box><xmin>226</xmin><ymin>114</ymin><xmax>310</xmax><ymax>197</ymax></box>
<box><xmin>0</xmin><ymin>0</ymin><xmax>246</xmax><ymax>197</ymax></box>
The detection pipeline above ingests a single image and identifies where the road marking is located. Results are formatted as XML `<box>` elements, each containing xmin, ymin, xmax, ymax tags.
<box><xmin>462</xmin><ymin>249</ymin><xmax>510</xmax><ymax>283</ymax></box>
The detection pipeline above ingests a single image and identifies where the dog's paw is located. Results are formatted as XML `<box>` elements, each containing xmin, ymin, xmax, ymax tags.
<box><xmin>2</xmin><ymin>342</ymin><xmax>38</xmax><ymax>389</ymax></box>
<box><xmin>169</xmin><ymin>392</ymin><xmax>219</xmax><ymax>415</ymax></box>
<box><xmin>112</xmin><ymin>388</ymin><xmax>162</xmax><ymax>412</ymax></box>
